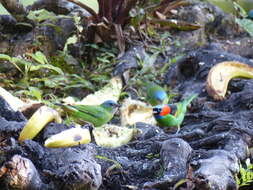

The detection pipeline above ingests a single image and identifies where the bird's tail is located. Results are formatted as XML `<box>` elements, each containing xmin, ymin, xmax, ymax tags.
<box><xmin>138</xmin><ymin>80</ymin><xmax>152</xmax><ymax>88</ymax></box>
<box><xmin>54</xmin><ymin>103</ymin><xmax>76</xmax><ymax>114</ymax></box>
<box><xmin>183</xmin><ymin>94</ymin><xmax>198</xmax><ymax>107</ymax></box>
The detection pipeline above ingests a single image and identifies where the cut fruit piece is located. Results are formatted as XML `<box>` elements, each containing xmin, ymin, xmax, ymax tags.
<box><xmin>19</xmin><ymin>106</ymin><xmax>62</xmax><ymax>141</ymax></box>
<box><xmin>206</xmin><ymin>61</ymin><xmax>253</xmax><ymax>100</ymax></box>
<box><xmin>45</xmin><ymin>127</ymin><xmax>91</xmax><ymax>148</ymax></box>
<box><xmin>120</xmin><ymin>98</ymin><xmax>157</xmax><ymax>126</ymax></box>
<box><xmin>93</xmin><ymin>124</ymin><xmax>136</xmax><ymax>148</ymax></box>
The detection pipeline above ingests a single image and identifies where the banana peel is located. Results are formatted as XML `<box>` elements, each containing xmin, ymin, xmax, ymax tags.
<box><xmin>120</xmin><ymin>98</ymin><xmax>157</xmax><ymax>126</ymax></box>
<box><xmin>44</xmin><ymin>127</ymin><xmax>91</xmax><ymax>148</ymax></box>
<box><xmin>93</xmin><ymin>124</ymin><xmax>137</xmax><ymax>148</ymax></box>
<box><xmin>206</xmin><ymin>61</ymin><xmax>253</xmax><ymax>100</ymax></box>
<box><xmin>0</xmin><ymin>87</ymin><xmax>44</xmax><ymax>118</ymax></box>
<box><xmin>19</xmin><ymin>106</ymin><xmax>62</xmax><ymax>141</ymax></box>
<box><xmin>0</xmin><ymin>87</ymin><xmax>25</xmax><ymax>111</ymax></box>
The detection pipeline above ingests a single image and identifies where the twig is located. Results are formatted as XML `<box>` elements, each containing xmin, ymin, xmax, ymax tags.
<box><xmin>66</xmin><ymin>0</ymin><xmax>99</xmax><ymax>21</ymax></box>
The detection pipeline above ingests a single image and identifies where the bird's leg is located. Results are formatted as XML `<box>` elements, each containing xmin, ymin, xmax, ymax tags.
<box><xmin>176</xmin><ymin>125</ymin><xmax>180</xmax><ymax>134</ymax></box>
<box><xmin>84</xmin><ymin>121</ymin><xmax>95</xmax><ymax>129</ymax></box>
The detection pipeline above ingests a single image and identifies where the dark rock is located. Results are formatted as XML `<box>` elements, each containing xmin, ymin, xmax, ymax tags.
<box><xmin>42</xmin><ymin>145</ymin><xmax>102</xmax><ymax>190</ymax></box>
<box><xmin>0</xmin><ymin>154</ymin><xmax>44</xmax><ymax>190</ymax></box>
<box><xmin>113</xmin><ymin>46</ymin><xmax>147</xmax><ymax>76</ymax></box>
<box><xmin>135</xmin><ymin>122</ymin><xmax>165</xmax><ymax>140</ymax></box>
<box><xmin>144</xmin><ymin>138</ymin><xmax>192</xmax><ymax>189</ymax></box>
<box><xmin>191</xmin><ymin>150</ymin><xmax>238</xmax><ymax>190</ymax></box>
<box><xmin>0</xmin><ymin>96</ymin><xmax>26</xmax><ymax>122</ymax></box>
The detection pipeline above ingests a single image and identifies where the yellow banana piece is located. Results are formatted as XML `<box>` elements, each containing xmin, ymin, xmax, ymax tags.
<box><xmin>206</xmin><ymin>61</ymin><xmax>253</xmax><ymax>100</ymax></box>
<box><xmin>44</xmin><ymin>127</ymin><xmax>91</xmax><ymax>148</ymax></box>
<box><xmin>19</xmin><ymin>106</ymin><xmax>62</xmax><ymax>141</ymax></box>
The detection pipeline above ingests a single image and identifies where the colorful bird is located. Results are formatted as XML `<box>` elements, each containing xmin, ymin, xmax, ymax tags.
<box><xmin>248</xmin><ymin>9</ymin><xmax>253</xmax><ymax>19</ymax></box>
<box><xmin>57</xmin><ymin>100</ymin><xmax>119</xmax><ymax>127</ymax></box>
<box><xmin>144</xmin><ymin>81</ymin><xmax>169</xmax><ymax>106</ymax></box>
<box><xmin>152</xmin><ymin>94</ymin><xmax>197</xmax><ymax>133</ymax></box>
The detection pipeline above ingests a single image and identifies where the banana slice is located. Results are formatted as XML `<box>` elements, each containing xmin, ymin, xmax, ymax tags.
<box><xmin>206</xmin><ymin>61</ymin><xmax>253</xmax><ymax>100</ymax></box>
<box><xmin>19</xmin><ymin>106</ymin><xmax>62</xmax><ymax>141</ymax></box>
<box><xmin>120</xmin><ymin>98</ymin><xmax>157</xmax><ymax>126</ymax></box>
<box><xmin>93</xmin><ymin>124</ymin><xmax>136</xmax><ymax>148</ymax></box>
<box><xmin>44</xmin><ymin>127</ymin><xmax>91</xmax><ymax>148</ymax></box>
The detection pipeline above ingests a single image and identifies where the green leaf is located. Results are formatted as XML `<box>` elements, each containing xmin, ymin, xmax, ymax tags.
<box><xmin>27</xmin><ymin>51</ymin><xmax>49</xmax><ymax>65</ymax></box>
<box><xmin>30</xmin><ymin>64</ymin><xmax>64</xmax><ymax>75</ymax></box>
<box><xmin>90</xmin><ymin>74</ymin><xmax>109</xmax><ymax>82</ymax></box>
<box><xmin>96</xmin><ymin>155</ymin><xmax>122</xmax><ymax>169</ymax></box>
<box><xmin>0</xmin><ymin>54</ymin><xmax>11</xmax><ymax>61</ymax></box>
<box><xmin>27</xmin><ymin>9</ymin><xmax>57</xmax><ymax>23</ymax></box>
<box><xmin>150</xmin><ymin>18</ymin><xmax>201</xmax><ymax>31</ymax></box>
<box><xmin>64</xmin><ymin>35</ymin><xmax>78</xmax><ymax>53</ymax></box>
<box><xmin>10</xmin><ymin>57</ymin><xmax>31</xmax><ymax>74</ymax></box>
<box><xmin>67</xmin><ymin>74</ymin><xmax>94</xmax><ymax>90</ymax></box>
<box><xmin>236</xmin><ymin>160</ymin><xmax>253</xmax><ymax>187</ymax></box>
<box><xmin>44</xmin><ymin>79</ymin><xmax>58</xmax><ymax>88</ymax></box>
<box><xmin>28</xmin><ymin>87</ymin><xmax>42</xmax><ymax>101</ymax></box>
<box><xmin>39</xmin><ymin>23</ymin><xmax>63</xmax><ymax>33</ymax></box>
<box><xmin>96</xmin><ymin>56</ymin><xmax>111</xmax><ymax>63</ymax></box>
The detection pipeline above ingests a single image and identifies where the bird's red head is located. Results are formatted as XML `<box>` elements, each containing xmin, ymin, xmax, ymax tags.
<box><xmin>160</xmin><ymin>105</ymin><xmax>171</xmax><ymax>116</ymax></box>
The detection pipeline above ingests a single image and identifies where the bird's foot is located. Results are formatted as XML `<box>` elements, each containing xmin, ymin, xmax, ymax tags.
<box><xmin>175</xmin><ymin>125</ymin><xmax>180</xmax><ymax>134</ymax></box>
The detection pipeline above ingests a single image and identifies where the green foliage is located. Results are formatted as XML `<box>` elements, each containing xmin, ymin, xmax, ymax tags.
<box><xmin>0</xmin><ymin>41</ymin><xmax>118</xmax><ymax>103</ymax></box>
<box><xmin>0</xmin><ymin>51</ymin><xmax>63</xmax><ymax>80</ymax></box>
<box><xmin>0</xmin><ymin>51</ymin><xmax>94</xmax><ymax>101</ymax></box>
<box><xmin>146</xmin><ymin>153</ymin><xmax>160</xmax><ymax>159</ymax></box>
<box><xmin>0</xmin><ymin>0</ymin><xmax>98</xmax><ymax>15</ymax></box>
<box><xmin>233</xmin><ymin>2</ymin><xmax>253</xmax><ymax>38</ymax></box>
<box><xmin>96</xmin><ymin>155</ymin><xmax>122</xmax><ymax>170</ymax></box>
<box><xmin>27</xmin><ymin>9</ymin><xmax>72</xmax><ymax>34</ymax></box>
<box><xmin>236</xmin><ymin>158</ymin><xmax>253</xmax><ymax>187</ymax></box>
<box><xmin>27</xmin><ymin>9</ymin><xmax>58</xmax><ymax>23</ymax></box>
<box><xmin>63</xmin><ymin>35</ymin><xmax>78</xmax><ymax>53</ymax></box>
<box><xmin>16</xmin><ymin>87</ymin><xmax>43</xmax><ymax>101</ymax></box>
<box><xmin>83</xmin><ymin>43</ymin><xmax>117</xmax><ymax>83</ymax></box>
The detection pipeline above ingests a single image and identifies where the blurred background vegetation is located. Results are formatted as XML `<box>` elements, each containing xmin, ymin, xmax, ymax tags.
<box><xmin>207</xmin><ymin>0</ymin><xmax>253</xmax><ymax>14</ymax></box>
<box><xmin>0</xmin><ymin>0</ymin><xmax>99</xmax><ymax>14</ymax></box>
<box><xmin>1</xmin><ymin>0</ymin><xmax>253</xmax><ymax>15</ymax></box>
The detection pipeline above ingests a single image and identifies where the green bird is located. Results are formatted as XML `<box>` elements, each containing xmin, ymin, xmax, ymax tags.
<box><xmin>152</xmin><ymin>94</ymin><xmax>197</xmax><ymax>133</ymax></box>
<box><xmin>58</xmin><ymin>100</ymin><xmax>119</xmax><ymax>127</ymax></box>
<box><xmin>143</xmin><ymin>81</ymin><xmax>169</xmax><ymax>106</ymax></box>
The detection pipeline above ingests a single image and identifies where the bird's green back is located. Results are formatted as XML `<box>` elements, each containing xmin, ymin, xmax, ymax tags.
<box><xmin>62</xmin><ymin>104</ymin><xmax>113</xmax><ymax>127</ymax></box>
<box><xmin>145</xmin><ymin>82</ymin><xmax>169</xmax><ymax>106</ymax></box>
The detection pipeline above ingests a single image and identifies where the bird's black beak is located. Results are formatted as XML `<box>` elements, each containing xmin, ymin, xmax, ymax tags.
<box><xmin>153</xmin><ymin>107</ymin><xmax>160</xmax><ymax>115</ymax></box>
<box><xmin>54</xmin><ymin>103</ymin><xmax>63</xmax><ymax>107</ymax></box>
